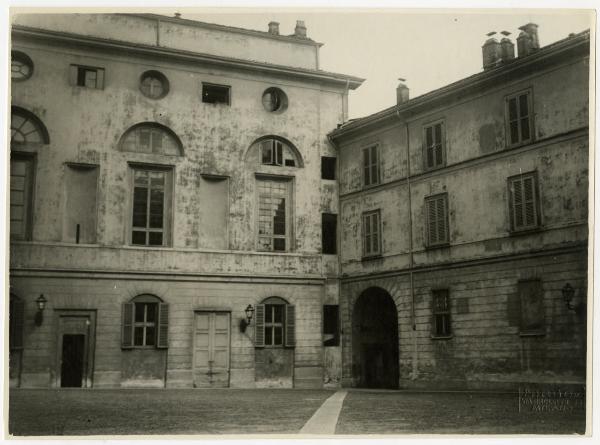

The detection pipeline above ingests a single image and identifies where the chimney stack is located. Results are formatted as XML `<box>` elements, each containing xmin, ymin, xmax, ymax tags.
<box><xmin>482</xmin><ymin>32</ymin><xmax>502</xmax><ymax>70</ymax></box>
<box><xmin>294</xmin><ymin>20</ymin><xmax>307</xmax><ymax>38</ymax></box>
<box><xmin>517</xmin><ymin>23</ymin><xmax>540</xmax><ymax>57</ymax></box>
<box><xmin>268</xmin><ymin>21</ymin><xmax>280</xmax><ymax>35</ymax></box>
<box><xmin>500</xmin><ymin>31</ymin><xmax>515</xmax><ymax>62</ymax></box>
<box><xmin>396</xmin><ymin>78</ymin><xmax>409</xmax><ymax>104</ymax></box>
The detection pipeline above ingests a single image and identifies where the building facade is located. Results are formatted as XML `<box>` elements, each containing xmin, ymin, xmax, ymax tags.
<box><xmin>329</xmin><ymin>25</ymin><xmax>590</xmax><ymax>389</ymax></box>
<box><xmin>9</xmin><ymin>13</ymin><xmax>363</xmax><ymax>388</ymax></box>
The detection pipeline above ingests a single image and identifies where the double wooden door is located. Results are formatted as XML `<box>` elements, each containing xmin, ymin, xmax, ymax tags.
<box><xmin>193</xmin><ymin>311</ymin><xmax>230</xmax><ymax>388</ymax></box>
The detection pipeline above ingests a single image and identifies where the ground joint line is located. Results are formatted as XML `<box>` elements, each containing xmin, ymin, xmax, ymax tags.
<box><xmin>299</xmin><ymin>390</ymin><xmax>348</xmax><ymax>434</ymax></box>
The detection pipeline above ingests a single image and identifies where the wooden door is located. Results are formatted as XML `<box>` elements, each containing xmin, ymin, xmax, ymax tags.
<box><xmin>193</xmin><ymin>312</ymin><xmax>230</xmax><ymax>388</ymax></box>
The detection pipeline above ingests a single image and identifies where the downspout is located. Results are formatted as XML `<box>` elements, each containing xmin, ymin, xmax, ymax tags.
<box><xmin>342</xmin><ymin>79</ymin><xmax>350</xmax><ymax>122</ymax></box>
<box><xmin>396</xmin><ymin>106</ymin><xmax>418</xmax><ymax>380</ymax></box>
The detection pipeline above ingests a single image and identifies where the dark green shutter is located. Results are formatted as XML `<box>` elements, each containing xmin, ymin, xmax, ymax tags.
<box><xmin>121</xmin><ymin>302</ymin><xmax>134</xmax><ymax>349</ymax></box>
<box><xmin>254</xmin><ymin>304</ymin><xmax>265</xmax><ymax>347</ymax></box>
<box><xmin>10</xmin><ymin>298</ymin><xmax>25</xmax><ymax>350</ymax></box>
<box><xmin>157</xmin><ymin>303</ymin><xmax>169</xmax><ymax>348</ymax></box>
<box><xmin>285</xmin><ymin>305</ymin><xmax>296</xmax><ymax>347</ymax></box>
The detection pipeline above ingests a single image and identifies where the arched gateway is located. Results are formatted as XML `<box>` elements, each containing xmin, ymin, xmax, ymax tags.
<box><xmin>352</xmin><ymin>287</ymin><xmax>399</xmax><ymax>389</ymax></box>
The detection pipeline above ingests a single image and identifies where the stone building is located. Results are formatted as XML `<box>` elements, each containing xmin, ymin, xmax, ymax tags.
<box><xmin>328</xmin><ymin>24</ymin><xmax>590</xmax><ymax>389</ymax></box>
<box><xmin>9</xmin><ymin>13</ymin><xmax>363</xmax><ymax>388</ymax></box>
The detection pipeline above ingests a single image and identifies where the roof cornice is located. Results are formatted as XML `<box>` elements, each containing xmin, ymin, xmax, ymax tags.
<box><xmin>12</xmin><ymin>25</ymin><xmax>364</xmax><ymax>89</ymax></box>
<box><xmin>329</xmin><ymin>30</ymin><xmax>590</xmax><ymax>140</ymax></box>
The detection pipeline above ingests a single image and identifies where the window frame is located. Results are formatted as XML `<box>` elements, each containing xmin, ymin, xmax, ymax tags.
<box><xmin>202</xmin><ymin>82</ymin><xmax>231</xmax><ymax>105</ymax></box>
<box><xmin>321</xmin><ymin>156</ymin><xmax>337</xmax><ymax>180</ymax></box>
<box><xmin>11</xmin><ymin>51</ymin><xmax>34</xmax><ymax>82</ymax></box>
<box><xmin>431</xmin><ymin>289</ymin><xmax>452</xmax><ymax>339</ymax></box>
<box><xmin>9</xmin><ymin>153</ymin><xmax>35</xmax><ymax>241</ymax></box>
<box><xmin>128</xmin><ymin>163</ymin><xmax>174</xmax><ymax>248</ymax></box>
<box><xmin>507</xmin><ymin>171</ymin><xmax>541</xmax><ymax>233</ymax></box>
<box><xmin>139</xmin><ymin>70</ymin><xmax>170</xmax><ymax>100</ymax></box>
<box><xmin>425</xmin><ymin>193</ymin><xmax>449</xmax><ymax>248</ymax></box>
<box><xmin>122</xmin><ymin>295</ymin><xmax>169</xmax><ymax>349</ymax></box>
<box><xmin>362</xmin><ymin>143</ymin><xmax>381</xmax><ymax>188</ymax></box>
<box><xmin>254</xmin><ymin>297</ymin><xmax>295</xmax><ymax>348</ymax></box>
<box><xmin>321</xmin><ymin>213</ymin><xmax>338</xmax><ymax>255</ymax></box>
<box><xmin>255</xmin><ymin>175</ymin><xmax>294</xmax><ymax>253</ymax></box>
<box><xmin>362</xmin><ymin>209</ymin><xmax>382</xmax><ymax>259</ymax></box>
<box><xmin>323</xmin><ymin>304</ymin><xmax>340</xmax><ymax>347</ymax></box>
<box><xmin>422</xmin><ymin>119</ymin><xmax>446</xmax><ymax>170</ymax></box>
<box><xmin>69</xmin><ymin>64</ymin><xmax>105</xmax><ymax>90</ymax></box>
<box><xmin>505</xmin><ymin>89</ymin><xmax>534</xmax><ymax>148</ymax></box>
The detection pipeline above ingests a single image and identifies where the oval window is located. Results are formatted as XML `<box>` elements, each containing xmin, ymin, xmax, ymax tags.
<box><xmin>140</xmin><ymin>70</ymin><xmax>169</xmax><ymax>99</ymax></box>
<box><xmin>11</xmin><ymin>51</ymin><xmax>34</xmax><ymax>81</ymax></box>
<box><xmin>262</xmin><ymin>87</ymin><xmax>288</xmax><ymax>113</ymax></box>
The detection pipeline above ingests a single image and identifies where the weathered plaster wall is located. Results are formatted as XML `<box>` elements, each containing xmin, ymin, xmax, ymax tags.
<box><xmin>12</xmin><ymin>13</ymin><xmax>319</xmax><ymax>70</ymax></box>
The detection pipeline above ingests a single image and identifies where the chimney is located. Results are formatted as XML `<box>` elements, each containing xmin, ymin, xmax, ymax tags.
<box><xmin>500</xmin><ymin>31</ymin><xmax>515</xmax><ymax>62</ymax></box>
<box><xmin>517</xmin><ymin>23</ymin><xmax>540</xmax><ymax>57</ymax></box>
<box><xmin>268</xmin><ymin>21</ymin><xmax>280</xmax><ymax>35</ymax></box>
<box><xmin>174</xmin><ymin>12</ymin><xmax>181</xmax><ymax>18</ymax></box>
<box><xmin>482</xmin><ymin>32</ymin><xmax>502</xmax><ymax>70</ymax></box>
<box><xmin>396</xmin><ymin>78</ymin><xmax>409</xmax><ymax>104</ymax></box>
<box><xmin>294</xmin><ymin>20</ymin><xmax>307</xmax><ymax>38</ymax></box>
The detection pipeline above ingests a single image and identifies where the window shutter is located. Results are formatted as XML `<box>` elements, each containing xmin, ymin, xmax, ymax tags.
<box><xmin>285</xmin><ymin>304</ymin><xmax>296</xmax><ymax>347</ymax></box>
<box><xmin>523</xmin><ymin>176</ymin><xmax>536</xmax><ymax>227</ymax></box>
<box><xmin>427</xmin><ymin>199</ymin><xmax>437</xmax><ymax>245</ymax></box>
<box><xmin>10</xmin><ymin>299</ymin><xmax>25</xmax><ymax>350</ymax></box>
<box><xmin>156</xmin><ymin>303</ymin><xmax>169</xmax><ymax>348</ymax></box>
<box><xmin>362</xmin><ymin>148</ymin><xmax>370</xmax><ymax>186</ymax></box>
<box><xmin>254</xmin><ymin>304</ymin><xmax>265</xmax><ymax>347</ymax></box>
<box><xmin>69</xmin><ymin>65</ymin><xmax>78</xmax><ymax>86</ymax></box>
<box><xmin>121</xmin><ymin>302</ymin><xmax>134</xmax><ymax>349</ymax></box>
<box><xmin>437</xmin><ymin>197</ymin><xmax>447</xmax><ymax>243</ymax></box>
<box><xmin>96</xmin><ymin>68</ymin><xmax>105</xmax><ymax>90</ymax></box>
<box><xmin>513</xmin><ymin>179</ymin><xmax>524</xmax><ymax>228</ymax></box>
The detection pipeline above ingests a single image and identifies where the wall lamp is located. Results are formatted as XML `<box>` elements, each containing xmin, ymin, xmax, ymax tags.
<box><xmin>239</xmin><ymin>304</ymin><xmax>255</xmax><ymax>333</ymax></box>
<box><xmin>34</xmin><ymin>294</ymin><xmax>47</xmax><ymax>326</ymax></box>
<box><xmin>562</xmin><ymin>283</ymin><xmax>585</xmax><ymax>316</ymax></box>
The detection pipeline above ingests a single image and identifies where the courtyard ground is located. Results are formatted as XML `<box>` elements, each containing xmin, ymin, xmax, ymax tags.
<box><xmin>8</xmin><ymin>388</ymin><xmax>586</xmax><ymax>436</ymax></box>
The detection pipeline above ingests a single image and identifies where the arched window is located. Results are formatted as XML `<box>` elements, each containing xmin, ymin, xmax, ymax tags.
<box><xmin>121</xmin><ymin>294</ymin><xmax>169</xmax><ymax>349</ymax></box>
<box><xmin>119</xmin><ymin>123</ymin><xmax>183</xmax><ymax>156</ymax></box>
<box><xmin>11</xmin><ymin>107</ymin><xmax>49</xmax><ymax>145</ymax></box>
<box><xmin>248</xmin><ymin>136</ymin><xmax>303</xmax><ymax>168</ymax></box>
<box><xmin>254</xmin><ymin>297</ymin><xmax>295</xmax><ymax>348</ymax></box>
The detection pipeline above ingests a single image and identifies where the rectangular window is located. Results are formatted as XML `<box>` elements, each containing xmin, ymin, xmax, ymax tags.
<box><xmin>506</xmin><ymin>90</ymin><xmax>533</xmax><ymax>147</ymax></box>
<box><xmin>257</xmin><ymin>178</ymin><xmax>291</xmax><ymax>252</ymax></box>
<box><xmin>323</xmin><ymin>305</ymin><xmax>340</xmax><ymax>347</ymax></box>
<box><xmin>423</xmin><ymin>121</ymin><xmax>445</xmax><ymax>169</ymax></box>
<box><xmin>362</xmin><ymin>144</ymin><xmax>380</xmax><ymax>187</ymax></box>
<box><xmin>131</xmin><ymin>167</ymin><xmax>172</xmax><ymax>247</ymax></box>
<box><xmin>425</xmin><ymin>193</ymin><xmax>449</xmax><ymax>246</ymax></box>
<box><xmin>362</xmin><ymin>210</ymin><xmax>381</xmax><ymax>257</ymax></box>
<box><xmin>202</xmin><ymin>83</ymin><xmax>230</xmax><ymax>105</ymax></box>
<box><xmin>264</xmin><ymin>304</ymin><xmax>284</xmax><ymax>346</ymax></box>
<box><xmin>518</xmin><ymin>280</ymin><xmax>544</xmax><ymax>335</ymax></box>
<box><xmin>322</xmin><ymin>213</ymin><xmax>337</xmax><ymax>254</ymax></box>
<box><xmin>432</xmin><ymin>289</ymin><xmax>451</xmax><ymax>338</ymax></box>
<box><xmin>321</xmin><ymin>156</ymin><xmax>336</xmax><ymax>180</ymax></box>
<box><xmin>134</xmin><ymin>302</ymin><xmax>157</xmax><ymax>347</ymax></box>
<box><xmin>254</xmin><ymin>303</ymin><xmax>296</xmax><ymax>348</ymax></box>
<box><xmin>508</xmin><ymin>172</ymin><xmax>540</xmax><ymax>232</ymax></box>
<box><xmin>69</xmin><ymin>65</ymin><xmax>105</xmax><ymax>89</ymax></box>
<box><xmin>122</xmin><ymin>301</ymin><xmax>169</xmax><ymax>348</ymax></box>
<box><xmin>10</xmin><ymin>155</ymin><xmax>34</xmax><ymax>240</ymax></box>
<box><xmin>261</xmin><ymin>140</ymin><xmax>284</xmax><ymax>166</ymax></box>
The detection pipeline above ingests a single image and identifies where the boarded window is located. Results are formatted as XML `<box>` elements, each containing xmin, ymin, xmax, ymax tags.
<box><xmin>199</xmin><ymin>176</ymin><xmax>229</xmax><ymax>249</ymax></box>
<box><xmin>69</xmin><ymin>64</ymin><xmax>105</xmax><ymax>89</ymax></box>
<box><xmin>425</xmin><ymin>194</ymin><xmax>449</xmax><ymax>246</ymax></box>
<box><xmin>122</xmin><ymin>296</ymin><xmax>168</xmax><ymax>348</ymax></box>
<box><xmin>432</xmin><ymin>289</ymin><xmax>451</xmax><ymax>337</ymax></box>
<box><xmin>321</xmin><ymin>156</ymin><xmax>336</xmax><ymax>180</ymax></box>
<box><xmin>362</xmin><ymin>145</ymin><xmax>380</xmax><ymax>187</ymax></box>
<box><xmin>508</xmin><ymin>172</ymin><xmax>539</xmax><ymax>232</ymax></box>
<box><xmin>362</xmin><ymin>210</ymin><xmax>381</xmax><ymax>257</ymax></box>
<box><xmin>131</xmin><ymin>167</ymin><xmax>172</xmax><ymax>247</ymax></box>
<box><xmin>518</xmin><ymin>280</ymin><xmax>544</xmax><ymax>335</ymax></box>
<box><xmin>254</xmin><ymin>298</ymin><xmax>295</xmax><ymax>348</ymax></box>
<box><xmin>10</xmin><ymin>155</ymin><xmax>34</xmax><ymax>240</ymax></box>
<box><xmin>322</xmin><ymin>213</ymin><xmax>337</xmax><ymax>254</ymax></box>
<box><xmin>202</xmin><ymin>83</ymin><xmax>230</xmax><ymax>104</ymax></box>
<box><xmin>63</xmin><ymin>164</ymin><xmax>98</xmax><ymax>244</ymax></box>
<box><xmin>506</xmin><ymin>90</ymin><xmax>533</xmax><ymax>146</ymax></box>
<box><xmin>257</xmin><ymin>178</ymin><xmax>291</xmax><ymax>252</ymax></box>
<box><xmin>9</xmin><ymin>295</ymin><xmax>25</xmax><ymax>350</ymax></box>
<box><xmin>323</xmin><ymin>305</ymin><xmax>339</xmax><ymax>347</ymax></box>
<box><xmin>424</xmin><ymin>121</ymin><xmax>445</xmax><ymax>169</ymax></box>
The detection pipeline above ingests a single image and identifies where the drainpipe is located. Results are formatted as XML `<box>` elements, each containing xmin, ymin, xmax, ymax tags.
<box><xmin>396</xmin><ymin>107</ymin><xmax>418</xmax><ymax>380</ymax></box>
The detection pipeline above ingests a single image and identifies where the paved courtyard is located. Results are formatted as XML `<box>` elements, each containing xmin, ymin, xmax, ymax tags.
<box><xmin>8</xmin><ymin>388</ymin><xmax>586</xmax><ymax>436</ymax></box>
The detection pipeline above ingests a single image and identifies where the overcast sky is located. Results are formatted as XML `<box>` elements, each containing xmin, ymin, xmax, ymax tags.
<box><xmin>179</xmin><ymin>9</ymin><xmax>593</xmax><ymax>119</ymax></box>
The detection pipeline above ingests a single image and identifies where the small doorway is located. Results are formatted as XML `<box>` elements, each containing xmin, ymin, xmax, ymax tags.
<box><xmin>56</xmin><ymin>311</ymin><xmax>96</xmax><ymax>388</ymax></box>
<box><xmin>193</xmin><ymin>311</ymin><xmax>231</xmax><ymax>388</ymax></box>
<box><xmin>352</xmin><ymin>287</ymin><xmax>399</xmax><ymax>389</ymax></box>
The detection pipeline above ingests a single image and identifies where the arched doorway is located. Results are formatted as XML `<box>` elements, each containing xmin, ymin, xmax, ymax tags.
<box><xmin>352</xmin><ymin>287</ymin><xmax>399</xmax><ymax>389</ymax></box>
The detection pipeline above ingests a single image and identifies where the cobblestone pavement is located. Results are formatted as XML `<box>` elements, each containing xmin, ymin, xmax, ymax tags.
<box><xmin>9</xmin><ymin>388</ymin><xmax>586</xmax><ymax>436</ymax></box>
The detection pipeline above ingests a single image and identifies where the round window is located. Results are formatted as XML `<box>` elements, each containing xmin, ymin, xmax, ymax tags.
<box><xmin>262</xmin><ymin>87</ymin><xmax>288</xmax><ymax>113</ymax></box>
<box><xmin>11</xmin><ymin>51</ymin><xmax>34</xmax><ymax>81</ymax></box>
<box><xmin>139</xmin><ymin>70</ymin><xmax>169</xmax><ymax>99</ymax></box>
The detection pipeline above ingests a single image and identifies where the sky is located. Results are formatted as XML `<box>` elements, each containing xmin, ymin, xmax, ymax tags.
<box><xmin>177</xmin><ymin>9</ymin><xmax>594</xmax><ymax>119</ymax></box>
